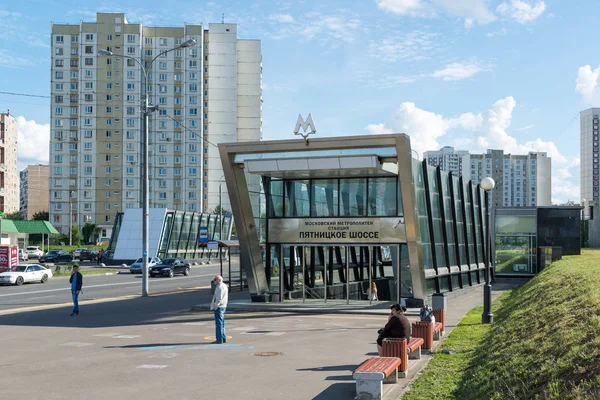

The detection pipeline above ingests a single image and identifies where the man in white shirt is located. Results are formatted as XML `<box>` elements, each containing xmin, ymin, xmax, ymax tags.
<box><xmin>210</xmin><ymin>275</ymin><xmax>229</xmax><ymax>344</ymax></box>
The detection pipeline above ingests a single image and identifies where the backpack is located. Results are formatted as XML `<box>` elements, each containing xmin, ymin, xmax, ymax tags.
<box><xmin>420</xmin><ymin>306</ymin><xmax>435</xmax><ymax>323</ymax></box>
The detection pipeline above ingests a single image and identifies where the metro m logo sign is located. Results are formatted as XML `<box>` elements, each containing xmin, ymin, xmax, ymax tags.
<box><xmin>294</xmin><ymin>113</ymin><xmax>317</xmax><ymax>145</ymax></box>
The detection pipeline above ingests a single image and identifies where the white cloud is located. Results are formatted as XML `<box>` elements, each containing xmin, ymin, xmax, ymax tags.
<box><xmin>376</xmin><ymin>0</ymin><xmax>496</xmax><ymax>26</ymax></box>
<box><xmin>432</xmin><ymin>61</ymin><xmax>483</xmax><ymax>81</ymax></box>
<box><xmin>497</xmin><ymin>0</ymin><xmax>546</xmax><ymax>24</ymax></box>
<box><xmin>16</xmin><ymin>117</ymin><xmax>49</xmax><ymax>170</ymax></box>
<box><xmin>0</xmin><ymin>49</ymin><xmax>35</xmax><ymax>68</ymax></box>
<box><xmin>576</xmin><ymin>65</ymin><xmax>600</xmax><ymax>104</ymax></box>
<box><xmin>269</xmin><ymin>14</ymin><xmax>295</xmax><ymax>23</ymax></box>
<box><xmin>368</xmin><ymin>31</ymin><xmax>439</xmax><ymax>63</ymax></box>
<box><xmin>267</xmin><ymin>11</ymin><xmax>363</xmax><ymax>45</ymax></box>
<box><xmin>376</xmin><ymin>0</ymin><xmax>431</xmax><ymax>17</ymax></box>
<box><xmin>365</xmin><ymin>96</ymin><xmax>567</xmax><ymax>166</ymax></box>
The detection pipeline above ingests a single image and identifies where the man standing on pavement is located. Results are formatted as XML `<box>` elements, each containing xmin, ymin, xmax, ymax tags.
<box><xmin>210</xmin><ymin>275</ymin><xmax>229</xmax><ymax>344</ymax></box>
<box><xmin>69</xmin><ymin>264</ymin><xmax>83</xmax><ymax>316</ymax></box>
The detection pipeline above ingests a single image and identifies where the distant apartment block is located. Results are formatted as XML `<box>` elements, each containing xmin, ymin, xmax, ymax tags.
<box><xmin>580</xmin><ymin>109</ymin><xmax>600</xmax><ymax>215</ymax></box>
<box><xmin>50</xmin><ymin>12</ymin><xmax>262</xmax><ymax>235</ymax></box>
<box><xmin>424</xmin><ymin>146</ymin><xmax>469</xmax><ymax>177</ymax></box>
<box><xmin>20</xmin><ymin>164</ymin><xmax>49</xmax><ymax>220</ymax></box>
<box><xmin>0</xmin><ymin>112</ymin><xmax>19</xmax><ymax>214</ymax></box>
<box><xmin>426</xmin><ymin>147</ymin><xmax>551</xmax><ymax>208</ymax></box>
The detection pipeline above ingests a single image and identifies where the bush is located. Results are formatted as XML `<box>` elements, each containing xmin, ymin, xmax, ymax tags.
<box><xmin>55</xmin><ymin>266</ymin><xmax>61</xmax><ymax>274</ymax></box>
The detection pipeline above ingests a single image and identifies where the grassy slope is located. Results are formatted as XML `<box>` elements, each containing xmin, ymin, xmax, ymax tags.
<box><xmin>403</xmin><ymin>249</ymin><xmax>600</xmax><ymax>400</ymax></box>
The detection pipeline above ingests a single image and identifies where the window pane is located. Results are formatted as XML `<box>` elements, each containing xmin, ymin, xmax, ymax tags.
<box><xmin>284</xmin><ymin>180</ymin><xmax>310</xmax><ymax>217</ymax></box>
<box><xmin>311</xmin><ymin>179</ymin><xmax>338</xmax><ymax>217</ymax></box>
<box><xmin>413</xmin><ymin>160</ymin><xmax>433</xmax><ymax>269</ymax></box>
<box><xmin>368</xmin><ymin>177</ymin><xmax>397</xmax><ymax>216</ymax></box>
<box><xmin>340</xmin><ymin>178</ymin><xmax>366</xmax><ymax>216</ymax></box>
<box><xmin>269</xmin><ymin>179</ymin><xmax>283</xmax><ymax>217</ymax></box>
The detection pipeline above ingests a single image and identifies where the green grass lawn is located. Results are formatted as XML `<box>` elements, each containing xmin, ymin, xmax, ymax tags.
<box><xmin>402</xmin><ymin>249</ymin><xmax>600</xmax><ymax>400</ymax></box>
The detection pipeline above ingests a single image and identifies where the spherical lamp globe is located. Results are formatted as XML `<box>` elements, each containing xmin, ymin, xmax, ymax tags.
<box><xmin>480</xmin><ymin>177</ymin><xmax>495</xmax><ymax>191</ymax></box>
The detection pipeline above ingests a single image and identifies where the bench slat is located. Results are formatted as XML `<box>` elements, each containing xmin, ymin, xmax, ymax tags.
<box><xmin>407</xmin><ymin>337</ymin><xmax>424</xmax><ymax>352</ymax></box>
<box><xmin>355</xmin><ymin>357</ymin><xmax>401</xmax><ymax>377</ymax></box>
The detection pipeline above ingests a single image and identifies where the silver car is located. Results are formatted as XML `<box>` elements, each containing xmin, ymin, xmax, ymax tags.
<box><xmin>129</xmin><ymin>257</ymin><xmax>161</xmax><ymax>274</ymax></box>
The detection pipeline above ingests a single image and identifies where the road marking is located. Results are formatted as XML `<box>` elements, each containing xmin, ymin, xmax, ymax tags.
<box><xmin>182</xmin><ymin>322</ymin><xmax>208</xmax><ymax>326</ymax></box>
<box><xmin>232</xmin><ymin>326</ymin><xmax>257</xmax><ymax>331</ymax></box>
<box><xmin>137</xmin><ymin>364</ymin><xmax>168</xmax><ymax>369</ymax></box>
<box><xmin>203</xmin><ymin>335</ymin><xmax>233</xmax><ymax>341</ymax></box>
<box><xmin>94</xmin><ymin>333</ymin><xmax>123</xmax><ymax>337</ymax></box>
<box><xmin>113</xmin><ymin>335</ymin><xmax>140</xmax><ymax>339</ymax></box>
<box><xmin>266</xmin><ymin>332</ymin><xmax>286</xmax><ymax>336</ymax></box>
<box><xmin>28</xmin><ymin>295</ymin><xmax>57</xmax><ymax>300</ymax></box>
<box><xmin>0</xmin><ymin>286</ymin><xmax>210</xmax><ymax>316</ymax></box>
<box><xmin>147</xmin><ymin>353</ymin><xmax>179</xmax><ymax>359</ymax></box>
<box><xmin>0</xmin><ymin>274</ymin><xmax>217</xmax><ymax>298</ymax></box>
<box><xmin>62</xmin><ymin>342</ymin><xmax>93</xmax><ymax>347</ymax></box>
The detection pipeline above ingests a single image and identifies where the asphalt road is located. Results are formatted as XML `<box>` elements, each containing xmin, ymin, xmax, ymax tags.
<box><xmin>0</xmin><ymin>264</ymin><xmax>225</xmax><ymax>312</ymax></box>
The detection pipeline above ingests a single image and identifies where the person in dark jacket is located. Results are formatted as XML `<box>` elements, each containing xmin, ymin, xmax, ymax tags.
<box><xmin>377</xmin><ymin>303</ymin><xmax>411</xmax><ymax>355</ymax></box>
<box><xmin>69</xmin><ymin>265</ymin><xmax>83</xmax><ymax>316</ymax></box>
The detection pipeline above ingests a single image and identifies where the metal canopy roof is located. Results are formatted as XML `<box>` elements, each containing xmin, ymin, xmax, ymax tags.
<box><xmin>3</xmin><ymin>220</ymin><xmax>60</xmax><ymax>234</ymax></box>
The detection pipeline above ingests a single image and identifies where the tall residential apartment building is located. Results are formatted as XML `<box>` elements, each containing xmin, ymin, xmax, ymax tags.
<box><xmin>426</xmin><ymin>147</ymin><xmax>551</xmax><ymax>207</ymax></box>
<box><xmin>580</xmin><ymin>109</ymin><xmax>600</xmax><ymax>211</ymax></box>
<box><xmin>0</xmin><ymin>112</ymin><xmax>19</xmax><ymax>214</ymax></box>
<box><xmin>424</xmin><ymin>146</ymin><xmax>469</xmax><ymax>176</ymax></box>
<box><xmin>50</xmin><ymin>13</ymin><xmax>262</xmax><ymax>235</ymax></box>
<box><xmin>20</xmin><ymin>164</ymin><xmax>49</xmax><ymax>219</ymax></box>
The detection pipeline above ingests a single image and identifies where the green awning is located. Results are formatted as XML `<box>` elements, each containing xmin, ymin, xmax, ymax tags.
<box><xmin>0</xmin><ymin>219</ymin><xmax>19</xmax><ymax>233</ymax></box>
<box><xmin>5</xmin><ymin>220</ymin><xmax>60</xmax><ymax>234</ymax></box>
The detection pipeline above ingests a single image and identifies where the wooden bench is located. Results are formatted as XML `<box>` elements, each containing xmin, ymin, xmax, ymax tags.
<box><xmin>412</xmin><ymin>321</ymin><xmax>444</xmax><ymax>350</ymax></box>
<box><xmin>353</xmin><ymin>357</ymin><xmax>401</xmax><ymax>400</ymax></box>
<box><xmin>382</xmin><ymin>337</ymin><xmax>425</xmax><ymax>378</ymax></box>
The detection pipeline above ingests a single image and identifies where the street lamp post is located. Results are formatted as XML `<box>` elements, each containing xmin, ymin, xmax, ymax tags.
<box><xmin>99</xmin><ymin>38</ymin><xmax>196</xmax><ymax>297</ymax></box>
<box><xmin>480</xmin><ymin>177</ymin><xmax>495</xmax><ymax>324</ymax></box>
<box><xmin>69</xmin><ymin>191</ymin><xmax>75</xmax><ymax>247</ymax></box>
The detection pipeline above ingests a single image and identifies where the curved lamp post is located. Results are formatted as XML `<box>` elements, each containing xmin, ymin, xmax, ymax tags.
<box><xmin>99</xmin><ymin>39</ymin><xmax>196</xmax><ymax>297</ymax></box>
<box><xmin>480</xmin><ymin>177</ymin><xmax>495</xmax><ymax>324</ymax></box>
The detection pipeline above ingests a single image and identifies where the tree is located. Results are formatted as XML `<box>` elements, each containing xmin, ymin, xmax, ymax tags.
<box><xmin>81</xmin><ymin>223</ymin><xmax>96</xmax><ymax>244</ymax></box>
<box><xmin>70</xmin><ymin>225</ymin><xmax>83</xmax><ymax>246</ymax></box>
<box><xmin>31</xmin><ymin>211</ymin><xmax>49</xmax><ymax>221</ymax></box>
<box><xmin>213</xmin><ymin>205</ymin><xmax>231</xmax><ymax>215</ymax></box>
<box><xmin>3</xmin><ymin>211</ymin><xmax>23</xmax><ymax>220</ymax></box>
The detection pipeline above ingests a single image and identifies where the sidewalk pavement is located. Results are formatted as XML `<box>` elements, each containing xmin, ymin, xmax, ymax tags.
<box><xmin>193</xmin><ymin>279</ymin><xmax>523</xmax><ymax>399</ymax></box>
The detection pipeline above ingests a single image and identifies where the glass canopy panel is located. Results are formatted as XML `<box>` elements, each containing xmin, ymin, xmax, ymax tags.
<box><xmin>234</xmin><ymin>147</ymin><xmax>398</xmax><ymax>163</ymax></box>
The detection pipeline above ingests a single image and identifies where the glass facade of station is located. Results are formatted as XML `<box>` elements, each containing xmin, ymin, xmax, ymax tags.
<box><xmin>105</xmin><ymin>210</ymin><xmax>233</xmax><ymax>262</ymax></box>
<box><xmin>219</xmin><ymin>134</ymin><xmax>491</xmax><ymax>304</ymax></box>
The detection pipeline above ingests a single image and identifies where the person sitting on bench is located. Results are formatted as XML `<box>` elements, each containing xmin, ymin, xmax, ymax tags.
<box><xmin>376</xmin><ymin>304</ymin><xmax>411</xmax><ymax>356</ymax></box>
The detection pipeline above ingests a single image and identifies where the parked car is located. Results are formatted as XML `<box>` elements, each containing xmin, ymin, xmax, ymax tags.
<box><xmin>18</xmin><ymin>249</ymin><xmax>28</xmax><ymax>261</ymax></box>
<box><xmin>25</xmin><ymin>246</ymin><xmax>43</xmax><ymax>259</ymax></box>
<box><xmin>129</xmin><ymin>257</ymin><xmax>161</xmax><ymax>274</ymax></box>
<box><xmin>150</xmin><ymin>258</ymin><xmax>190</xmax><ymax>278</ymax></box>
<box><xmin>78</xmin><ymin>249</ymin><xmax>98</xmax><ymax>262</ymax></box>
<box><xmin>73</xmin><ymin>248</ymin><xmax>86</xmax><ymax>259</ymax></box>
<box><xmin>0</xmin><ymin>264</ymin><xmax>53</xmax><ymax>286</ymax></box>
<box><xmin>39</xmin><ymin>249</ymin><xmax>73</xmax><ymax>264</ymax></box>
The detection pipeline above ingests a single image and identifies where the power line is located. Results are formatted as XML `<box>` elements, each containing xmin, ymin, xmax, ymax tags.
<box><xmin>163</xmin><ymin>113</ymin><xmax>218</xmax><ymax>148</ymax></box>
<box><xmin>0</xmin><ymin>91</ymin><xmax>51</xmax><ymax>99</ymax></box>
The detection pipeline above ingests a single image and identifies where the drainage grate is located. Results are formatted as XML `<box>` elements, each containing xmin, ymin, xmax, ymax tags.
<box><xmin>255</xmin><ymin>352</ymin><xmax>282</xmax><ymax>357</ymax></box>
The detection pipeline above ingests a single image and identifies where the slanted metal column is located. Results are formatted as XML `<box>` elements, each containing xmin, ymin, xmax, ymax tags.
<box><xmin>323</xmin><ymin>246</ymin><xmax>327</xmax><ymax>304</ymax></box>
<box><xmin>368</xmin><ymin>246</ymin><xmax>372</xmax><ymax>306</ymax></box>
<box><xmin>346</xmin><ymin>246</ymin><xmax>350</xmax><ymax>305</ymax></box>
<box><xmin>302</xmin><ymin>246</ymin><xmax>306</xmax><ymax>303</ymax></box>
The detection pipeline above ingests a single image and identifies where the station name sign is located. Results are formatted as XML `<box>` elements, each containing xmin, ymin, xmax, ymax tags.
<box><xmin>268</xmin><ymin>218</ymin><xmax>406</xmax><ymax>244</ymax></box>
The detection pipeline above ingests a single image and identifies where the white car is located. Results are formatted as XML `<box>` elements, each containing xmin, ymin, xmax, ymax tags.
<box><xmin>73</xmin><ymin>248</ymin><xmax>86</xmax><ymax>259</ymax></box>
<box><xmin>18</xmin><ymin>249</ymin><xmax>29</xmax><ymax>261</ymax></box>
<box><xmin>0</xmin><ymin>264</ymin><xmax>53</xmax><ymax>286</ymax></box>
<box><xmin>26</xmin><ymin>246</ymin><xmax>44</xmax><ymax>259</ymax></box>
<box><xmin>129</xmin><ymin>257</ymin><xmax>161</xmax><ymax>274</ymax></box>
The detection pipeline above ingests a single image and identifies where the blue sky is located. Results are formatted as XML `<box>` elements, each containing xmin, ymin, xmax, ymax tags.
<box><xmin>0</xmin><ymin>0</ymin><xmax>598</xmax><ymax>203</ymax></box>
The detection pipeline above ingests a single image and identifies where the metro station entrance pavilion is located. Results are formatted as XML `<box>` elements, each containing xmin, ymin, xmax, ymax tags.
<box><xmin>219</xmin><ymin>133</ymin><xmax>491</xmax><ymax>304</ymax></box>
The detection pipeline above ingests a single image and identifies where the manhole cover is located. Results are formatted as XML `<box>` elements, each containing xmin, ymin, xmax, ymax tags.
<box><xmin>255</xmin><ymin>352</ymin><xmax>282</xmax><ymax>357</ymax></box>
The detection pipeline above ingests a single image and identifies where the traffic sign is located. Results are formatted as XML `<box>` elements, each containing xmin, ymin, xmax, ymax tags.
<box><xmin>199</xmin><ymin>227</ymin><xmax>208</xmax><ymax>243</ymax></box>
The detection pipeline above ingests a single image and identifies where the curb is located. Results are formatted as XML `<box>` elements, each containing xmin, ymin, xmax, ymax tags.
<box><xmin>190</xmin><ymin>304</ymin><xmax>420</xmax><ymax>317</ymax></box>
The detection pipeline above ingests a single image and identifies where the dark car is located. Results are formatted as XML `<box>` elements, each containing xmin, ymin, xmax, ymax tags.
<box><xmin>40</xmin><ymin>249</ymin><xmax>73</xmax><ymax>264</ymax></box>
<box><xmin>149</xmin><ymin>258</ymin><xmax>190</xmax><ymax>278</ymax></box>
<box><xmin>79</xmin><ymin>249</ymin><xmax>98</xmax><ymax>262</ymax></box>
